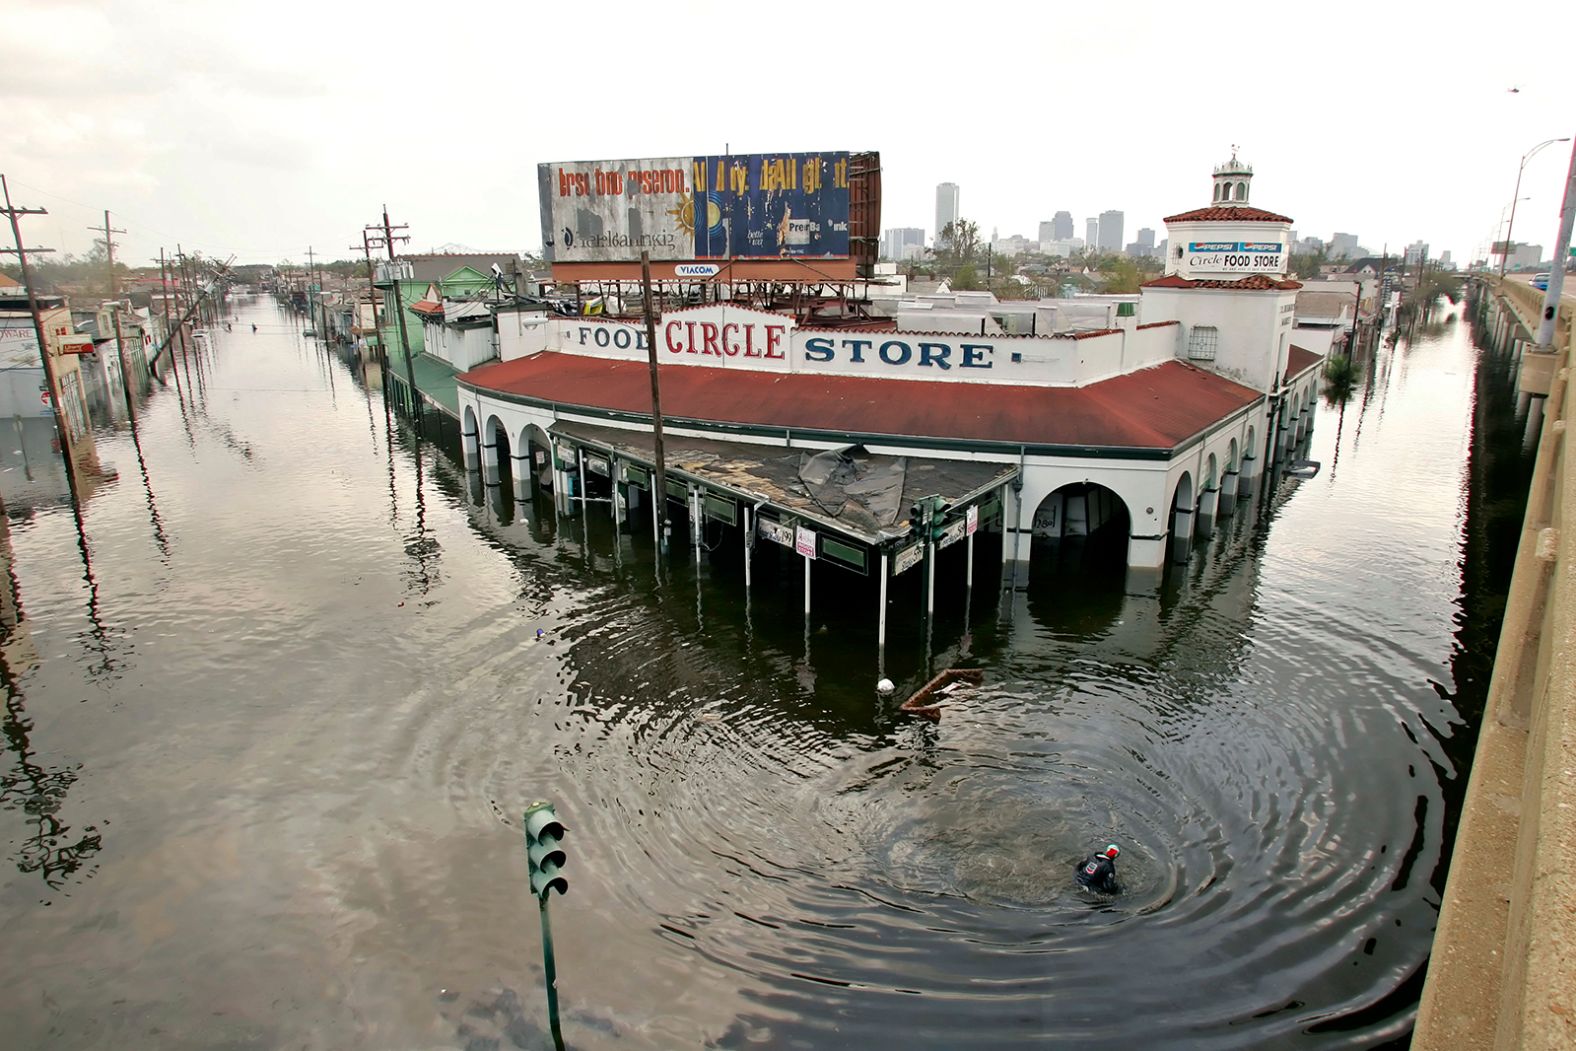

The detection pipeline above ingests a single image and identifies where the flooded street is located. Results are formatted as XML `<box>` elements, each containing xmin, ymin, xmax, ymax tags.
<box><xmin>0</xmin><ymin>294</ymin><xmax>1529</xmax><ymax>1048</ymax></box>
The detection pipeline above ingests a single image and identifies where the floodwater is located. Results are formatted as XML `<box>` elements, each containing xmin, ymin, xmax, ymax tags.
<box><xmin>0</xmin><ymin>293</ymin><xmax>1531</xmax><ymax>1049</ymax></box>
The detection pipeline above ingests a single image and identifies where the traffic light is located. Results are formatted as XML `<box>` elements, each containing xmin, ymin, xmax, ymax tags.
<box><xmin>524</xmin><ymin>802</ymin><xmax>568</xmax><ymax>900</ymax></box>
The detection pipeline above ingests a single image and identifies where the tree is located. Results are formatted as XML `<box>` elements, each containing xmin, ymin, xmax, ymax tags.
<box><xmin>1290</xmin><ymin>248</ymin><xmax>1328</xmax><ymax>279</ymax></box>
<box><xmin>938</xmin><ymin>219</ymin><xmax>980</xmax><ymax>265</ymax></box>
<box><xmin>952</xmin><ymin>264</ymin><xmax>982</xmax><ymax>291</ymax></box>
<box><xmin>1100</xmin><ymin>257</ymin><xmax>1142</xmax><ymax>294</ymax></box>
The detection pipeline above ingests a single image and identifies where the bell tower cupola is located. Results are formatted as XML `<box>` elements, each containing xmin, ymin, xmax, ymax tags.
<box><xmin>1211</xmin><ymin>147</ymin><xmax>1253</xmax><ymax>206</ymax></box>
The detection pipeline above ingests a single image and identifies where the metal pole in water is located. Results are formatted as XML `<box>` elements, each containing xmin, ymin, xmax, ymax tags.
<box><xmin>878</xmin><ymin>551</ymin><xmax>888</xmax><ymax>650</ymax></box>
<box><xmin>743</xmin><ymin>504</ymin><xmax>752</xmax><ymax>588</ymax></box>
<box><xmin>804</xmin><ymin>553</ymin><xmax>811</xmax><ymax>617</ymax></box>
<box><xmin>537</xmin><ymin>898</ymin><xmax>565</xmax><ymax>1051</ymax></box>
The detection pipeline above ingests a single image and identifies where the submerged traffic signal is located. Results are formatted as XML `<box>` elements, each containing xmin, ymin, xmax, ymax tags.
<box><xmin>524</xmin><ymin>801</ymin><xmax>568</xmax><ymax>900</ymax></box>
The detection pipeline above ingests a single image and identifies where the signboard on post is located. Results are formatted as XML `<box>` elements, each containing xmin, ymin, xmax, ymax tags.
<box><xmin>937</xmin><ymin>518</ymin><xmax>967</xmax><ymax>550</ymax></box>
<box><xmin>893</xmin><ymin>543</ymin><xmax>923</xmax><ymax>576</ymax></box>
<box><xmin>758</xmin><ymin>517</ymin><xmax>794</xmax><ymax>548</ymax></box>
<box><xmin>795</xmin><ymin>525</ymin><xmax>818</xmax><ymax>559</ymax></box>
<box><xmin>966</xmin><ymin>505</ymin><xmax>979</xmax><ymax>536</ymax></box>
<box><xmin>540</xmin><ymin>152</ymin><xmax>853</xmax><ymax>263</ymax></box>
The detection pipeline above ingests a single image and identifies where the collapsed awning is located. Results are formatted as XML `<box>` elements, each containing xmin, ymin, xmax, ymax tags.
<box><xmin>548</xmin><ymin>421</ymin><xmax>1017</xmax><ymax>549</ymax></box>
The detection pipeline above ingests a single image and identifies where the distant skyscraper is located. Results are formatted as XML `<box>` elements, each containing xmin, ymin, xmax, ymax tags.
<box><xmin>935</xmin><ymin>182</ymin><xmax>961</xmax><ymax>245</ymax></box>
<box><xmin>1136</xmin><ymin>227</ymin><xmax>1156</xmax><ymax>256</ymax></box>
<box><xmin>1098</xmin><ymin>210</ymin><xmax>1125</xmax><ymax>253</ymax></box>
<box><xmin>1053</xmin><ymin>211</ymin><xmax>1074</xmax><ymax>240</ymax></box>
<box><xmin>1330</xmin><ymin>232</ymin><xmax>1359</xmax><ymax>259</ymax></box>
<box><xmin>1038</xmin><ymin>221</ymin><xmax>1055</xmax><ymax>244</ymax></box>
<box><xmin>882</xmin><ymin>227</ymin><xmax>925</xmax><ymax>260</ymax></box>
<box><xmin>1403</xmin><ymin>240</ymin><xmax>1430</xmax><ymax>265</ymax></box>
<box><xmin>1086</xmin><ymin>217</ymin><xmax>1099</xmax><ymax>248</ymax></box>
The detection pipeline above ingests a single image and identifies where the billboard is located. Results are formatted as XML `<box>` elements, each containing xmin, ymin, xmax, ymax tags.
<box><xmin>540</xmin><ymin>152</ymin><xmax>852</xmax><ymax>263</ymax></box>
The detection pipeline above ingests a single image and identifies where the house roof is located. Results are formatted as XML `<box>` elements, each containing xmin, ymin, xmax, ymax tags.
<box><xmin>1295</xmin><ymin>291</ymin><xmax>1353</xmax><ymax>322</ymax></box>
<box><xmin>1163</xmin><ymin>205</ymin><xmax>1295</xmax><ymax>224</ymax></box>
<box><xmin>400</xmin><ymin>253</ymin><xmax>519</xmax><ymax>284</ymax></box>
<box><xmin>409</xmin><ymin>299</ymin><xmax>444</xmax><ymax>317</ymax></box>
<box><xmin>459</xmin><ymin>354</ymin><xmax>1263</xmax><ymax>454</ymax></box>
<box><xmin>1143</xmin><ymin>273</ymin><xmax>1303</xmax><ymax>291</ymax></box>
<box><xmin>1343</xmin><ymin>257</ymin><xmax>1386</xmax><ymax>273</ymax></box>
<box><xmin>1286</xmin><ymin>345</ymin><xmax>1323</xmax><ymax>380</ymax></box>
<box><xmin>0</xmin><ymin>273</ymin><xmax>20</xmax><ymax>290</ymax></box>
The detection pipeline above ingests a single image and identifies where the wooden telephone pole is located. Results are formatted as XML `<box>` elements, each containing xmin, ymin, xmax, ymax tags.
<box><xmin>1</xmin><ymin>173</ymin><xmax>78</xmax><ymax>467</ymax></box>
<box><xmin>367</xmin><ymin>206</ymin><xmax>419</xmax><ymax>432</ymax></box>
<box><xmin>91</xmin><ymin>210</ymin><xmax>139</xmax><ymax>415</ymax></box>
<box><xmin>350</xmin><ymin>231</ymin><xmax>387</xmax><ymax>365</ymax></box>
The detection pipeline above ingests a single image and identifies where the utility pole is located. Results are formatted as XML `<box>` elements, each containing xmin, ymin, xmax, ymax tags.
<box><xmin>639</xmin><ymin>250</ymin><xmax>669</xmax><ymax>552</ymax></box>
<box><xmin>351</xmin><ymin>231</ymin><xmax>387</xmax><ymax>365</ymax></box>
<box><xmin>305</xmin><ymin>245</ymin><xmax>318</xmax><ymax>334</ymax></box>
<box><xmin>92</xmin><ymin>211</ymin><xmax>138</xmax><ymax>416</ymax></box>
<box><xmin>368</xmin><ymin>205</ymin><xmax>419</xmax><ymax>432</ymax></box>
<box><xmin>1534</xmin><ymin>137</ymin><xmax>1575</xmax><ymax>349</ymax></box>
<box><xmin>1</xmin><ymin>174</ymin><xmax>79</xmax><ymax>478</ymax></box>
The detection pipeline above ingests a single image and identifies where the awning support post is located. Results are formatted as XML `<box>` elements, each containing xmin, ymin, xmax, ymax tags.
<box><xmin>878</xmin><ymin>551</ymin><xmax>888</xmax><ymax>650</ymax></box>
<box><xmin>966</xmin><ymin>529</ymin><xmax>975</xmax><ymax>591</ymax></box>
<box><xmin>577</xmin><ymin>447</ymin><xmax>587</xmax><ymax>518</ymax></box>
<box><xmin>611</xmin><ymin>455</ymin><xmax>621</xmax><ymax>526</ymax></box>
<box><xmin>649</xmin><ymin>467</ymin><xmax>659</xmax><ymax>541</ymax></box>
<box><xmin>803</xmin><ymin>553</ymin><xmax>812</xmax><ymax>617</ymax></box>
<box><xmin>743</xmin><ymin>504</ymin><xmax>753</xmax><ymax>588</ymax></box>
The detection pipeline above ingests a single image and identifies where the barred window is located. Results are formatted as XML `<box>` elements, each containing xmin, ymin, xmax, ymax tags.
<box><xmin>1188</xmin><ymin>325</ymin><xmax>1219</xmax><ymax>361</ymax></box>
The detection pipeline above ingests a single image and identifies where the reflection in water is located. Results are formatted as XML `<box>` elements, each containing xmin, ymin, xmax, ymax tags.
<box><xmin>0</xmin><ymin>295</ymin><xmax>1534</xmax><ymax>1049</ymax></box>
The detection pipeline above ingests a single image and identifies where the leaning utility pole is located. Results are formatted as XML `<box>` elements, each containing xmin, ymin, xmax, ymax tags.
<box><xmin>350</xmin><ymin>231</ymin><xmax>387</xmax><ymax>365</ymax></box>
<box><xmin>368</xmin><ymin>205</ymin><xmax>420</xmax><ymax>432</ymax></box>
<box><xmin>92</xmin><ymin>211</ymin><xmax>138</xmax><ymax>415</ymax></box>
<box><xmin>1</xmin><ymin>174</ymin><xmax>79</xmax><ymax>477</ymax></box>
<box><xmin>1534</xmin><ymin>138</ymin><xmax>1575</xmax><ymax>349</ymax></box>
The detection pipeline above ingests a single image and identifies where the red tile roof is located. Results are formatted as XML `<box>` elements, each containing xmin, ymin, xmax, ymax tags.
<box><xmin>1143</xmin><ymin>273</ymin><xmax>1303</xmax><ymax>291</ymax></box>
<box><xmin>459</xmin><ymin>354</ymin><xmax>1263</xmax><ymax>452</ymax></box>
<box><xmin>1286</xmin><ymin>345</ymin><xmax>1323</xmax><ymax>379</ymax></box>
<box><xmin>409</xmin><ymin>299</ymin><xmax>444</xmax><ymax>316</ymax></box>
<box><xmin>1163</xmin><ymin>205</ymin><xmax>1295</xmax><ymax>223</ymax></box>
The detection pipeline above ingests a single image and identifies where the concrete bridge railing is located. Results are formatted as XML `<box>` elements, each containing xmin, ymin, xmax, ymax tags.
<box><xmin>1415</xmin><ymin>279</ymin><xmax>1575</xmax><ymax>1048</ymax></box>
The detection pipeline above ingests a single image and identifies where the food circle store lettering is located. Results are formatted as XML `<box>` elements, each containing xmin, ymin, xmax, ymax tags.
<box><xmin>802</xmin><ymin>335</ymin><xmax>995</xmax><ymax>370</ymax></box>
<box><xmin>572</xmin><ymin>324</ymin><xmax>998</xmax><ymax>372</ymax></box>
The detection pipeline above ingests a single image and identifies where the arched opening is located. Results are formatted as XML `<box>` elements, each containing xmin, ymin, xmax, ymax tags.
<box><xmin>462</xmin><ymin>405</ymin><xmax>480</xmax><ymax>468</ymax></box>
<box><xmin>1221</xmin><ymin>437</ymin><xmax>1241</xmax><ymax>515</ymax></box>
<box><xmin>1198</xmin><ymin>454</ymin><xmax>1220</xmax><ymax>536</ymax></box>
<box><xmin>1235</xmin><ymin>181</ymin><xmax>1248</xmax><ymax>201</ymax></box>
<box><xmin>483</xmin><ymin>415</ymin><xmax>516</xmax><ymax>507</ymax></box>
<box><xmin>1028</xmin><ymin>482</ymin><xmax>1130</xmax><ymax>578</ymax></box>
<box><xmin>522</xmin><ymin>423</ymin><xmax>554</xmax><ymax>497</ymax></box>
<box><xmin>1169</xmin><ymin>470</ymin><xmax>1195</xmax><ymax>563</ymax></box>
<box><xmin>1214</xmin><ymin>182</ymin><xmax>1223</xmax><ymax>201</ymax></box>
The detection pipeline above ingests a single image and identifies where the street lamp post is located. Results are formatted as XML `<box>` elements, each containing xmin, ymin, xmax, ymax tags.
<box><xmin>1500</xmin><ymin>137</ymin><xmax>1571</xmax><ymax>279</ymax></box>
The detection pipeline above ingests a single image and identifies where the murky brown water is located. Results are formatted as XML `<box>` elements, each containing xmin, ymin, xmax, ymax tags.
<box><xmin>0</xmin><ymin>293</ymin><xmax>1528</xmax><ymax>1048</ymax></box>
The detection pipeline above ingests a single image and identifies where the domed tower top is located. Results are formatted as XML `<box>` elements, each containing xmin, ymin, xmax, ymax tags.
<box><xmin>1211</xmin><ymin>147</ymin><xmax>1253</xmax><ymax>206</ymax></box>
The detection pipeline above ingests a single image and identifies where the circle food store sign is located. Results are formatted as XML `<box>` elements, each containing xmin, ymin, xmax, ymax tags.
<box><xmin>1188</xmin><ymin>240</ymin><xmax>1285</xmax><ymax>274</ymax></box>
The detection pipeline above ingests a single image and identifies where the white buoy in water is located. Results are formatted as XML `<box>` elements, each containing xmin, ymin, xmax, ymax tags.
<box><xmin>877</xmin><ymin>678</ymin><xmax>895</xmax><ymax>695</ymax></box>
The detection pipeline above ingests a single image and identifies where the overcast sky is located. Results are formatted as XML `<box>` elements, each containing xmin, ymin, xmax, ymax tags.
<box><xmin>6</xmin><ymin>0</ymin><xmax>1574</xmax><ymax>269</ymax></box>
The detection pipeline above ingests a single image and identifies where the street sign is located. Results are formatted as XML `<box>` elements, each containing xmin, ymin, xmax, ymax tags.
<box><xmin>795</xmin><ymin>525</ymin><xmax>818</xmax><ymax>559</ymax></box>
<box><xmin>966</xmin><ymin>505</ymin><xmax>979</xmax><ymax>536</ymax></box>
<box><xmin>758</xmin><ymin>518</ymin><xmax>794</xmax><ymax>547</ymax></box>
<box><xmin>893</xmin><ymin>543</ymin><xmax>923</xmax><ymax>576</ymax></box>
<box><xmin>937</xmin><ymin>518</ymin><xmax>967</xmax><ymax>550</ymax></box>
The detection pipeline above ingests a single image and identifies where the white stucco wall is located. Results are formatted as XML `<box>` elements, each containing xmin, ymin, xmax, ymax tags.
<box><xmin>1140</xmin><ymin>287</ymin><xmax>1294</xmax><ymax>392</ymax></box>
<box><xmin>507</xmin><ymin>304</ymin><xmax>1182</xmax><ymax>389</ymax></box>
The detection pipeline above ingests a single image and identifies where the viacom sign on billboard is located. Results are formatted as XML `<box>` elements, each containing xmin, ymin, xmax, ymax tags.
<box><xmin>539</xmin><ymin>153</ymin><xmax>853</xmax><ymax>263</ymax></box>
